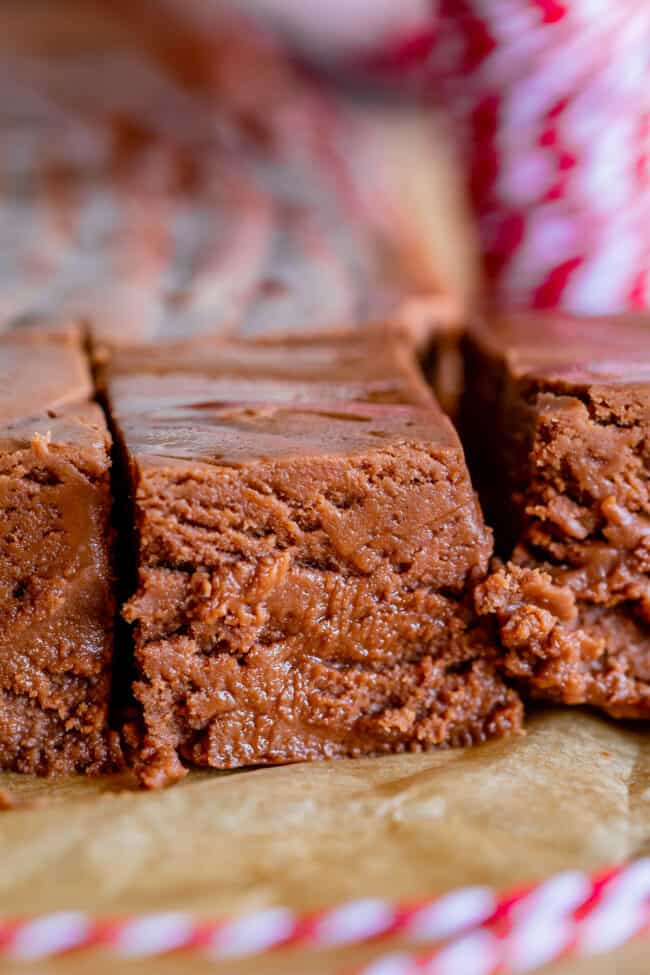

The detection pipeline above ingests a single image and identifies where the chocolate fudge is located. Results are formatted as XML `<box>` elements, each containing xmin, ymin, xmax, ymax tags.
<box><xmin>75</xmin><ymin>133</ymin><xmax>451</xmax><ymax>351</ymax></box>
<box><xmin>0</xmin><ymin>329</ymin><xmax>118</xmax><ymax>773</ymax></box>
<box><xmin>464</xmin><ymin>313</ymin><xmax>650</xmax><ymax>718</ymax></box>
<box><xmin>106</xmin><ymin>338</ymin><xmax>521</xmax><ymax>788</ymax></box>
<box><xmin>0</xmin><ymin>6</ymin><xmax>455</xmax><ymax>354</ymax></box>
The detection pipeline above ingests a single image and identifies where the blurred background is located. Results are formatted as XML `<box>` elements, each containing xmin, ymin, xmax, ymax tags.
<box><xmin>0</xmin><ymin>0</ymin><xmax>477</xmax><ymax>332</ymax></box>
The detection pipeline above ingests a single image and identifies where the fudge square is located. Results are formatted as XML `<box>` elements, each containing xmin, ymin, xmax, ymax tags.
<box><xmin>107</xmin><ymin>339</ymin><xmax>521</xmax><ymax>788</ymax></box>
<box><xmin>0</xmin><ymin>330</ymin><xmax>118</xmax><ymax>773</ymax></box>
<box><xmin>464</xmin><ymin>313</ymin><xmax>650</xmax><ymax>718</ymax></box>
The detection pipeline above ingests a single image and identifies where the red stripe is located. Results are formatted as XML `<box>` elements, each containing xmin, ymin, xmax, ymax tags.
<box><xmin>628</xmin><ymin>268</ymin><xmax>647</xmax><ymax>309</ymax></box>
<box><xmin>483</xmin><ymin>212</ymin><xmax>526</xmax><ymax>282</ymax></box>
<box><xmin>0</xmin><ymin>919</ymin><xmax>24</xmax><ymax>951</ymax></box>
<box><xmin>469</xmin><ymin>94</ymin><xmax>501</xmax><ymax>211</ymax></box>
<box><xmin>533</xmin><ymin>256</ymin><xmax>584</xmax><ymax>308</ymax></box>
<box><xmin>183</xmin><ymin>920</ymin><xmax>221</xmax><ymax>951</ymax></box>
<box><xmin>546</xmin><ymin>97</ymin><xmax>570</xmax><ymax>121</ymax></box>
<box><xmin>361</xmin><ymin>26</ymin><xmax>438</xmax><ymax>75</ymax></box>
<box><xmin>558</xmin><ymin>151</ymin><xmax>577</xmax><ymax>171</ymax></box>
<box><xmin>280</xmin><ymin>913</ymin><xmax>320</xmax><ymax>949</ymax></box>
<box><xmin>92</xmin><ymin>916</ymin><xmax>138</xmax><ymax>949</ymax></box>
<box><xmin>539</xmin><ymin>127</ymin><xmax>558</xmax><ymax>148</ymax></box>
<box><xmin>458</xmin><ymin>9</ymin><xmax>497</xmax><ymax>72</ymax></box>
<box><xmin>531</xmin><ymin>0</ymin><xmax>568</xmax><ymax>24</ymax></box>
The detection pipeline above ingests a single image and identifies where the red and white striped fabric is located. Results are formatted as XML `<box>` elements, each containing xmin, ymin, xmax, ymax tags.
<box><xmin>238</xmin><ymin>0</ymin><xmax>650</xmax><ymax>313</ymax></box>
<box><xmin>1</xmin><ymin>860</ymin><xmax>649</xmax><ymax>970</ymax></box>
<box><xmin>433</xmin><ymin>0</ymin><xmax>650</xmax><ymax>313</ymax></box>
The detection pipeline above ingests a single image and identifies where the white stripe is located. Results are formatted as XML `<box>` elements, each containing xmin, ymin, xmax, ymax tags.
<box><xmin>315</xmin><ymin>899</ymin><xmax>396</xmax><ymax>947</ymax></box>
<box><xmin>207</xmin><ymin>908</ymin><xmax>296</xmax><ymax>958</ymax></box>
<box><xmin>8</xmin><ymin>912</ymin><xmax>91</xmax><ymax>960</ymax></box>
<box><xmin>406</xmin><ymin>888</ymin><xmax>496</xmax><ymax>942</ymax></box>
<box><xmin>360</xmin><ymin>952</ymin><xmax>418</xmax><ymax>975</ymax></box>
<box><xmin>578</xmin><ymin>903</ymin><xmax>647</xmax><ymax>956</ymax></box>
<box><xmin>428</xmin><ymin>929</ymin><xmax>500</xmax><ymax>975</ymax></box>
<box><xmin>605</xmin><ymin>858</ymin><xmax>650</xmax><ymax>901</ymax></box>
<box><xmin>512</xmin><ymin>871</ymin><xmax>591</xmax><ymax>921</ymax></box>
<box><xmin>507</xmin><ymin>916</ymin><xmax>572</xmax><ymax>973</ymax></box>
<box><xmin>112</xmin><ymin>913</ymin><xmax>194</xmax><ymax>957</ymax></box>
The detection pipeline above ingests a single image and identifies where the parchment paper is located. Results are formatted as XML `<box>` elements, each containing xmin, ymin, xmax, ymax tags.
<box><xmin>2</xmin><ymin>708</ymin><xmax>650</xmax><ymax>973</ymax></box>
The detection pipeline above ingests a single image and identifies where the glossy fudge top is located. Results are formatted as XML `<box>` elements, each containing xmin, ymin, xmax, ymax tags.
<box><xmin>109</xmin><ymin>383</ymin><xmax>459</xmax><ymax>469</ymax></box>
<box><xmin>476</xmin><ymin>312</ymin><xmax>650</xmax><ymax>387</ymax></box>
<box><xmin>0</xmin><ymin>334</ymin><xmax>92</xmax><ymax>426</ymax></box>
<box><xmin>106</xmin><ymin>330</ymin><xmax>453</xmax><ymax>468</ymax></box>
<box><xmin>101</xmin><ymin>331</ymin><xmax>433</xmax><ymax>407</ymax></box>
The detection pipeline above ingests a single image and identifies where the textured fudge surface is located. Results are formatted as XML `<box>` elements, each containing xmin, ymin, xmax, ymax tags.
<box><xmin>0</xmin><ymin>337</ymin><xmax>118</xmax><ymax>773</ymax></box>
<box><xmin>108</xmin><ymin>344</ymin><xmax>521</xmax><ymax>788</ymax></box>
<box><xmin>465</xmin><ymin>313</ymin><xmax>650</xmax><ymax>717</ymax></box>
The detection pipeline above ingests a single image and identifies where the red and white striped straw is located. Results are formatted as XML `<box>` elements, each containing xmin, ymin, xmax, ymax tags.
<box><xmin>1</xmin><ymin>859</ymin><xmax>649</xmax><ymax>966</ymax></box>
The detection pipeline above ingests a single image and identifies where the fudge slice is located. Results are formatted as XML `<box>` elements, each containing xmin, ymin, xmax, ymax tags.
<box><xmin>0</xmin><ymin>334</ymin><xmax>118</xmax><ymax>773</ymax></box>
<box><xmin>107</xmin><ymin>349</ymin><xmax>521</xmax><ymax>788</ymax></box>
<box><xmin>464</xmin><ymin>313</ymin><xmax>650</xmax><ymax>717</ymax></box>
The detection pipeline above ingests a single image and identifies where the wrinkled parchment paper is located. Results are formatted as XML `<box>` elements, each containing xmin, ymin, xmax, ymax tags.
<box><xmin>2</xmin><ymin>708</ymin><xmax>650</xmax><ymax>974</ymax></box>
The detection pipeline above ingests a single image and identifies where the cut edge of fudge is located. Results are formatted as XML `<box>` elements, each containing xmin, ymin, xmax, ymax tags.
<box><xmin>463</xmin><ymin>312</ymin><xmax>650</xmax><ymax>719</ymax></box>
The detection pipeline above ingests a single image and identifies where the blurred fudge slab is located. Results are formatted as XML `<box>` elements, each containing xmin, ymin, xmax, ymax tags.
<box><xmin>0</xmin><ymin>1</ymin><xmax>458</xmax><ymax>352</ymax></box>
